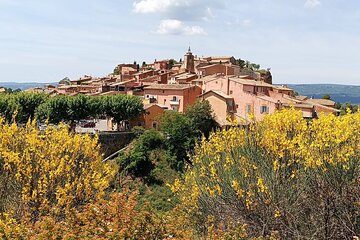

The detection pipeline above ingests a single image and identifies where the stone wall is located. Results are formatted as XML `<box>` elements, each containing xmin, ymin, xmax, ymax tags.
<box><xmin>91</xmin><ymin>131</ymin><xmax>135</xmax><ymax>158</ymax></box>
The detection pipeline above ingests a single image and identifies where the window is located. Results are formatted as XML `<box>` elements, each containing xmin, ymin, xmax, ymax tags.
<box><xmin>172</xmin><ymin>106</ymin><xmax>179</xmax><ymax>111</ymax></box>
<box><xmin>260</xmin><ymin>105</ymin><xmax>269</xmax><ymax>114</ymax></box>
<box><xmin>172</xmin><ymin>96</ymin><xmax>178</xmax><ymax>101</ymax></box>
<box><xmin>152</xmin><ymin>121</ymin><xmax>158</xmax><ymax>129</ymax></box>
<box><xmin>230</xmin><ymin>90</ymin><xmax>233</xmax><ymax>94</ymax></box>
<box><xmin>246</xmin><ymin>104</ymin><xmax>252</xmax><ymax>113</ymax></box>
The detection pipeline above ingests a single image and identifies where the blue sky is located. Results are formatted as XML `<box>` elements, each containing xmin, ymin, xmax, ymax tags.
<box><xmin>0</xmin><ymin>0</ymin><xmax>359</xmax><ymax>85</ymax></box>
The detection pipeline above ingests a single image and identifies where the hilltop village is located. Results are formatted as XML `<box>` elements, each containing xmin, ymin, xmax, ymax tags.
<box><xmin>24</xmin><ymin>48</ymin><xmax>340</xmax><ymax>129</ymax></box>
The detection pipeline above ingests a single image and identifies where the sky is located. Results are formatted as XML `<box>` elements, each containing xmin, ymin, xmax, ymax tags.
<box><xmin>0</xmin><ymin>0</ymin><xmax>359</xmax><ymax>85</ymax></box>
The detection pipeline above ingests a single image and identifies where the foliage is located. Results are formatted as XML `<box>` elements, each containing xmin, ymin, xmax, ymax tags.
<box><xmin>59</xmin><ymin>77</ymin><xmax>71</xmax><ymax>85</ymax></box>
<box><xmin>0</xmin><ymin>118</ymin><xmax>116</xmax><ymax>221</ymax></box>
<box><xmin>35</xmin><ymin>94</ymin><xmax>143</xmax><ymax>128</ymax></box>
<box><xmin>0</xmin><ymin>92</ymin><xmax>48</xmax><ymax>123</ymax></box>
<box><xmin>102</xmin><ymin>95</ymin><xmax>143</xmax><ymax>129</ymax></box>
<box><xmin>336</xmin><ymin>101</ymin><xmax>359</xmax><ymax>115</ymax></box>
<box><xmin>172</xmin><ymin>108</ymin><xmax>360</xmax><ymax>239</ymax></box>
<box><xmin>160</xmin><ymin>111</ymin><xmax>195</xmax><ymax>171</ymax></box>
<box><xmin>168</xmin><ymin>59</ymin><xmax>178</xmax><ymax>69</ymax></box>
<box><xmin>0</xmin><ymin>189</ymin><xmax>193</xmax><ymax>240</ymax></box>
<box><xmin>118</xmin><ymin>129</ymin><xmax>165</xmax><ymax>177</ymax></box>
<box><xmin>322</xmin><ymin>94</ymin><xmax>331</xmax><ymax>100</ymax></box>
<box><xmin>1</xmin><ymin>87</ymin><xmax>22</xmax><ymax>94</ymax></box>
<box><xmin>35</xmin><ymin>95</ymin><xmax>71</xmax><ymax>124</ymax></box>
<box><xmin>185</xmin><ymin>99</ymin><xmax>218</xmax><ymax>138</ymax></box>
<box><xmin>67</xmin><ymin>94</ymin><xmax>94</xmax><ymax>123</ymax></box>
<box><xmin>0</xmin><ymin>94</ymin><xmax>17</xmax><ymax>122</ymax></box>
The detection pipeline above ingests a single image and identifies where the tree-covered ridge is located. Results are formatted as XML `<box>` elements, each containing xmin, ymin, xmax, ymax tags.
<box><xmin>289</xmin><ymin>84</ymin><xmax>360</xmax><ymax>104</ymax></box>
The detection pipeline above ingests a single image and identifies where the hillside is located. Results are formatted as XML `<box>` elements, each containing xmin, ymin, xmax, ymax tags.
<box><xmin>287</xmin><ymin>84</ymin><xmax>360</xmax><ymax>104</ymax></box>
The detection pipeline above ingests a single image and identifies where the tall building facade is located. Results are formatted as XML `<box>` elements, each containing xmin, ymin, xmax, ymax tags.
<box><xmin>182</xmin><ymin>47</ymin><xmax>195</xmax><ymax>73</ymax></box>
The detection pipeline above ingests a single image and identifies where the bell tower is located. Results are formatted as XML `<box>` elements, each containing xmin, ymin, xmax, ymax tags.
<box><xmin>183</xmin><ymin>46</ymin><xmax>195</xmax><ymax>73</ymax></box>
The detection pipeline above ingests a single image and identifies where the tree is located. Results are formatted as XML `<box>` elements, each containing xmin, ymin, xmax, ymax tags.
<box><xmin>322</xmin><ymin>94</ymin><xmax>331</xmax><ymax>100</ymax></box>
<box><xmin>160</xmin><ymin>111</ymin><xmax>195</xmax><ymax>171</ymax></box>
<box><xmin>0</xmin><ymin>92</ymin><xmax>48</xmax><ymax>123</ymax></box>
<box><xmin>0</xmin><ymin>94</ymin><xmax>17</xmax><ymax>122</ymax></box>
<box><xmin>102</xmin><ymin>95</ymin><xmax>143</xmax><ymax>131</ymax></box>
<box><xmin>113</xmin><ymin>67</ymin><xmax>120</xmax><ymax>75</ymax></box>
<box><xmin>168</xmin><ymin>59</ymin><xmax>177</xmax><ymax>70</ymax></box>
<box><xmin>185</xmin><ymin>100</ymin><xmax>218</xmax><ymax>138</ymax></box>
<box><xmin>67</xmin><ymin>94</ymin><xmax>94</xmax><ymax>124</ymax></box>
<box><xmin>236</xmin><ymin>58</ymin><xmax>246</xmax><ymax>68</ymax></box>
<box><xmin>336</xmin><ymin>102</ymin><xmax>359</xmax><ymax>115</ymax></box>
<box><xmin>59</xmin><ymin>77</ymin><xmax>71</xmax><ymax>85</ymax></box>
<box><xmin>118</xmin><ymin>129</ymin><xmax>164</xmax><ymax>177</ymax></box>
<box><xmin>36</xmin><ymin>95</ymin><xmax>71</xmax><ymax>124</ymax></box>
<box><xmin>14</xmin><ymin>92</ymin><xmax>48</xmax><ymax>123</ymax></box>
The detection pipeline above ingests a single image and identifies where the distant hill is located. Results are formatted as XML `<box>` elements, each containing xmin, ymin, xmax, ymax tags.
<box><xmin>0</xmin><ymin>82</ymin><xmax>57</xmax><ymax>91</ymax></box>
<box><xmin>287</xmin><ymin>84</ymin><xmax>360</xmax><ymax>104</ymax></box>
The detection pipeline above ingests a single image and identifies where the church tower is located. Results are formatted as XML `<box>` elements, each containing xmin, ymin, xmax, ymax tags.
<box><xmin>183</xmin><ymin>46</ymin><xmax>195</xmax><ymax>73</ymax></box>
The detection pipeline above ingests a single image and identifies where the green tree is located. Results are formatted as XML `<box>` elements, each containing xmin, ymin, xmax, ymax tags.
<box><xmin>168</xmin><ymin>59</ymin><xmax>177</xmax><ymax>69</ymax></box>
<box><xmin>59</xmin><ymin>77</ymin><xmax>71</xmax><ymax>85</ymax></box>
<box><xmin>160</xmin><ymin>111</ymin><xmax>195</xmax><ymax>171</ymax></box>
<box><xmin>236</xmin><ymin>58</ymin><xmax>246</xmax><ymax>68</ymax></box>
<box><xmin>322</xmin><ymin>94</ymin><xmax>331</xmax><ymax>100</ymax></box>
<box><xmin>118</xmin><ymin>129</ymin><xmax>164</xmax><ymax>177</ymax></box>
<box><xmin>102</xmin><ymin>95</ymin><xmax>143</xmax><ymax>131</ymax></box>
<box><xmin>14</xmin><ymin>92</ymin><xmax>48</xmax><ymax>123</ymax></box>
<box><xmin>36</xmin><ymin>95</ymin><xmax>71</xmax><ymax>124</ymax></box>
<box><xmin>0</xmin><ymin>92</ymin><xmax>48</xmax><ymax>123</ymax></box>
<box><xmin>185</xmin><ymin>100</ymin><xmax>217</xmax><ymax>138</ymax></box>
<box><xmin>337</xmin><ymin>102</ymin><xmax>359</xmax><ymax>115</ymax></box>
<box><xmin>67</xmin><ymin>94</ymin><xmax>94</xmax><ymax>124</ymax></box>
<box><xmin>0</xmin><ymin>94</ymin><xmax>17</xmax><ymax>122</ymax></box>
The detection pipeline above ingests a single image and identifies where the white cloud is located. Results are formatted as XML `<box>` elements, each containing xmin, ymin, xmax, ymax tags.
<box><xmin>133</xmin><ymin>0</ymin><xmax>223</xmax><ymax>21</ymax></box>
<box><xmin>156</xmin><ymin>19</ymin><xmax>206</xmax><ymax>35</ymax></box>
<box><xmin>304</xmin><ymin>0</ymin><xmax>321</xmax><ymax>9</ymax></box>
<box><xmin>133</xmin><ymin>0</ymin><xmax>188</xmax><ymax>13</ymax></box>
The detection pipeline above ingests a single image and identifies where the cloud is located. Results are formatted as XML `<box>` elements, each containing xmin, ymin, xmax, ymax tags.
<box><xmin>133</xmin><ymin>0</ymin><xmax>186</xmax><ymax>13</ymax></box>
<box><xmin>304</xmin><ymin>0</ymin><xmax>321</xmax><ymax>9</ymax></box>
<box><xmin>133</xmin><ymin>0</ymin><xmax>223</xmax><ymax>21</ymax></box>
<box><xmin>156</xmin><ymin>19</ymin><xmax>207</xmax><ymax>35</ymax></box>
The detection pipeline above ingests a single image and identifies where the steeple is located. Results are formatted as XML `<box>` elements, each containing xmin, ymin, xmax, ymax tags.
<box><xmin>183</xmin><ymin>46</ymin><xmax>195</xmax><ymax>73</ymax></box>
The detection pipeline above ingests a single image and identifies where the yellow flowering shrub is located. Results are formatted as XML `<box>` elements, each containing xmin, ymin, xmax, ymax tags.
<box><xmin>0</xmin><ymin>189</ymin><xmax>194</xmax><ymax>240</ymax></box>
<box><xmin>0</xmin><ymin>118</ymin><xmax>115</xmax><ymax>220</ymax></box>
<box><xmin>173</xmin><ymin>108</ymin><xmax>360</xmax><ymax>239</ymax></box>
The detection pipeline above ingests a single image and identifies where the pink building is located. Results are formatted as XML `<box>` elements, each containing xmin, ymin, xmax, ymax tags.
<box><xmin>198</xmin><ymin>75</ymin><xmax>339</xmax><ymax>124</ymax></box>
<box><xmin>144</xmin><ymin>84</ymin><xmax>202</xmax><ymax>112</ymax></box>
